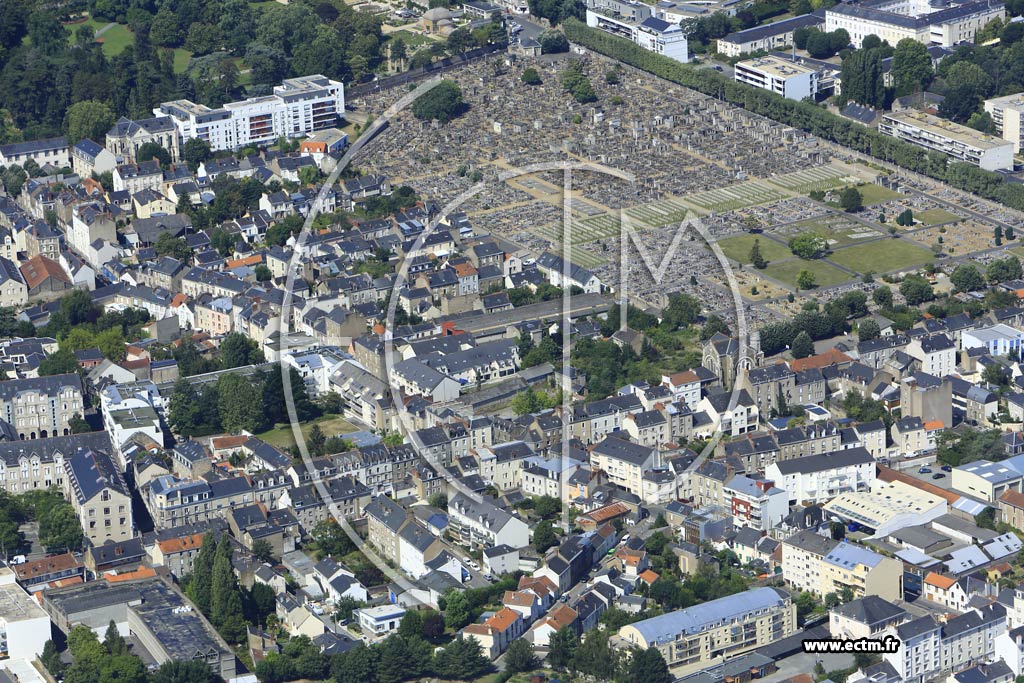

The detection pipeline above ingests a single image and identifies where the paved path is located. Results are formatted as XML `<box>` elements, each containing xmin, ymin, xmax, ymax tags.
<box><xmin>95</xmin><ymin>22</ymin><xmax>116</xmax><ymax>37</ymax></box>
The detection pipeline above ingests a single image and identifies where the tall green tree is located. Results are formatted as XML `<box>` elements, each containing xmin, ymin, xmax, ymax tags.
<box><xmin>64</xmin><ymin>100</ymin><xmax>116</xmax><ymax>143</ymax></box>
<box><xmin>891</xmin><ymin>38</ymin><xmax>933</xmax><ymax>95</ymax></box>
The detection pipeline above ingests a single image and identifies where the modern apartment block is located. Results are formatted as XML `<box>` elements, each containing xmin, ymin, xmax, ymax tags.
<box><xmin>825</xmin><ymin>0</ymin><xmax>1004</xmax><ymax>48</ymax></box>
<box><xmin>155</xmin><ymin>75</ymin><xmax>345</xmax><ymax>152</ymax></box>
<box><xmin>781</xmin><ymin>529</ymin><xmax>903</xmax><ymax>601</ymax></box>
<box><xmin>618</xmin><ymin>587</ymin><xmax>797</xmax><ymax>675</ymax></box>
<box><xmin>984</xmin><ymin>93</ymin><xmax>1024</xmax><ymax>154</ymax></box>
<box><xmin>585</xmin><ymin>0</ymin><xmax>689</xmax><ymax>63</ymax></box>
<box><xmin>879</xmin><ymin>111</ymin><xmax>1014</xmax><ymax>172</ymax></box>
<box><xmin>734</xmin><ymin>56</ymin><xmax>819</xmax><ymax>101</ymax></box>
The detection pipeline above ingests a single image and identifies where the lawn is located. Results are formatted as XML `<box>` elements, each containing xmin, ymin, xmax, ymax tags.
<box><xmin>256</xmin><ymin>414</ymin><xmax>358</xmax><ymax>449</ymax></box>
<box><xmin>762</xmin><ymin>258</ymin><xmax>851</xmax><ymax>289</ymax></box>
<box><xmin>389</xmin><ymin>29</ymin><xmax>436</xmax><ymax>47</ymax></box>
<box><xmin>172</xmin><ymin>49</ymin><xmax>193</xmax><ymax>74</ymax></box>
<box><xmin>718</xmin><ymin>234</ymin><xmax>791</xmax><ymax>265</ymax></box>
<box><xmin>95</xmin><ymin>23</ymin><xmax>135</xmax><ymax>56</ymax></box>
<box><xmin>66</xmin><ymin>16</ymin><xmax>106</xmax><ymax>41</ymax></box>
<box><xmin>916</xmin><ymin>208</ymin><xmax>961</xmax><ymax>226</ymax></box>
<box><xmin>789</xmin><ymin>219</ymin><xmax>883</xmax><ymax>248</ymax></box>
<box><xmin>849</xmin><ymin>183</ymin><xmax>902</xmax><ymax>206</ymax></box>
<box><xmin>827</xmin><ymin>238</ymin><xmax>933</xmax><ymax>273</ymax></box>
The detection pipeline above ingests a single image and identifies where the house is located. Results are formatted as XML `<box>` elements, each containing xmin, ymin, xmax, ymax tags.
<box><xmin>535</xmin><ymin>251</ymin><xmax>603</xmax><ymax>293</ymax></box>
<box><xmin>463</xmin><ymin>607</ymin><xmax>525</xmax><ymax>659</ymax></box>
<box><xmin>356</xmin><ymin>604</ymin><xmax>406</xmax><ymax>636</ymax></box>
<box><xmin>0</xmin><ymin>256</ymin><xmax>27</xmax><ymax>308</ymax></box>
<box><xmin>63</xmin><ymin>445</ymin><xmax>136</xmax><ymax>546</ymax></box>
<box><xmin>483</xmin><ymin>544</ymin><xmax>519</xmax><ymax>575</ymax></box>
<box><xmin>0</xmin><ymin>137</ymin><xmax>69</xmax><ymax>169</ymax></box>
<box><xmin>21</xmin><ymin>254</ymin><xmax>73</xmax><ymax>302</ymax></box>
<box><xmin>588</xmin><ymin>435</ymin><xmax>657</xmax><ymax>496</ymax></box>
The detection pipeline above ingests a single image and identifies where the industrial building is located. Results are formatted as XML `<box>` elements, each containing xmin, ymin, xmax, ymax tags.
<box><xmin>0</xmin><ymin>568</ymin><xmax>52</xmax><ymax>662</ymax></box>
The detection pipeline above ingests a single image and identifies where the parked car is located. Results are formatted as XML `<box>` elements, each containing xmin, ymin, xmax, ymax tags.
<box><xmin>941</xmin><ymin>465</ymin><xmax>952</xmax><ymax>472</ymax></box>
<box><xmin>919</xmin><ymin>467</ymin><xmax>932</xmax><ymax>474</ymax></box>
<box><xmin>932</xmin><ymin>473</ymin><xmax>946</xmax><ymax>479</ymax></box>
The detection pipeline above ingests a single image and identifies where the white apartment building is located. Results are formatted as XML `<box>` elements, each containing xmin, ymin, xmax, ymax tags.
<box><xmin>156</xmin><ymin>75</ymin><xmax>345</xmax><ymax>152</ymax></box>
<box><xmin>906</xmin><ymin>333</ymin><xmax>956</xmax><ymax>378</ymax></box>
<box><xmin>765</xmin><ymin>447</ymin><xmax>876</xmax><ymax>505</ymax></box>
<box><xmin>826</xmin><ymin>0</ymin><xmax>1004</xmax><ymax>48</ymax></box>
<box><xmin>884</xmin><ymin>604</ymin><xmax>1006</xmax><ymax>683</ymax></box>
<box><xmin>717</xmin><ymin>13</ymin><xmax>825</xmax><ymax>57</ymax></box>
<box><xmin>879</xmin><ymin>111</ymin><xmax>1014</xmax><ymax>172</ymax></box>
<box><xmin>986</xmin><ymin>93</ymin><xmax>1024</xmax><ymax>154</ymax></box>
<box><xmin>734</xmin><ymin>56</ymin><xmax>819</xmax><ymax>101</ymax></box>
<box><xmin>585</xmin><ymin>2</ymin><xmax>689</xmax><ymax>63</ymax></box>
<box><xmin>723</xmin><ymin>474</ymin><xmax>788</xmax><ymax>531</ymax></box>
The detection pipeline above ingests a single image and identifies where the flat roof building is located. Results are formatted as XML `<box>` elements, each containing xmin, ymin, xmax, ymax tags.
<box><xmin>0</xmin><ymin>568</ymin><xmax>51</xmax><ymax>662</ymax></box>
<box><xmin>985</xmin><ymin>93</ymin><xmax>1024</xmax><ymax>154</ymax></box>
<box><xmin>879</xmin><ymin>111</ymin><xmax>1014</xmax><ymax>172</ymax></box>
<box><xmin>823</xmin><ymin>479</ymin><xmax>948</xmax><ymax>537</ymax></box>
<box><xmin>734</xmin><ymin>55</ymin><xmax>819</xmax><ymax>101</ymax></box>
<box><xmin>717</xmin><ymin>11</ymin><xmax>825</xmax><ymax>57</ymax></box>
<box><xmin>585</xmin><ymin>0</ymin><xmax>689</xmax><ymax>63</ymax></box>
<box><xmin>619</xmin><ymin>587</ymin><xmax>797</xmax><ymax>675</ymax></box>
<box><xmin>156</xmin><ymin>75</ymin><xmax>344</xmax><ymax>152</ymax></box>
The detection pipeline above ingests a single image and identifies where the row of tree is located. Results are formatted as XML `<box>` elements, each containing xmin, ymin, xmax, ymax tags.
<box><xmin>0</xmin><ymin>488</ymin><xmax>83</xmax><ymax>555</ymax></box>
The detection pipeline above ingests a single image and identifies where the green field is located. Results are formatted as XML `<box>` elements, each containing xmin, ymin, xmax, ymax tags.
<box><xmin>916</xmin><ymin>208</ymin><xmax>961</xmax><ymax>225</ymax></box>
<box><xmin>717</xmin><ymin>234</ymin><xmax>791</xmax><ymax>264</ymax></box>
<box><xmin>173</xmin><ymin>49</ymin><xmax>193</xmax><ymax>74</ymax></box>
<box><xmin>768</xmin><ymin>164</ymin><xmax>861</xmax><ymax>194</ymax></box>
<box><xmin>95</xmin><ymin>23</ymin><xmax>135</xmax><ymax>56</ymax></box>
<box><xmin>762</xmin><ymin>258</ymin><xmax>851</xmax><ymax>288</ymax></box>
<box><xmin>256</xmin><ymin>414</ymin><xmax>358</xmax><ymax>449</ymax></box>
<box><xmin>827</xmin><ymin>238</ymin><xmax>933</xmax><ymax>273</ymax></box>
<box><xmin>848</xmin><ymin>183</ymin><xmax>902</xmax><ymax>206</ymax></box>
<box><xmin>789</xmin><ymin>219</ymin><xmax>884</xmax><ymax>247</ymax></box>
<box><xmin>389</xmin><ymin>30</ymin><xmax>436</xmax><ymax>47</ymax></box>
<box><xmin>686</xmin><ymin>180</ymin><xmax>789</xmax><ymax>213</ymax></box>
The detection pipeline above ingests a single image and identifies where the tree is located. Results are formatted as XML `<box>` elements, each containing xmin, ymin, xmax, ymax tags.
<box><xmin>858</xmin><ymin>319</ymin><xmax>881</xmax><ymax>342</ymax></box>
<box><xmin>252</xmin><ymin>539</ymin><xmax>275</xmax><ymax>563</ymax></box>
<box><xmin>891</xmin><ymin>38</ymin><xmax>932</xmax><ymax>95</ymax></box>
<box><xmin>136</xmin><ymin>142</ymin><xmax>172</xmax><ymax>168</ymax></box>
<box><xmin>900</xmin><ymin>273</ymin><xmax>935</xmax><ymax>305</ymax></box>
<box><xmin>749</xmin><ymin>239</ymin><xmax>767</xmax><ymax>269</ymax></box>
<box><xmin>791</xmin><ymin>331</ymin><xmax>814</xmax><ymax>358</ymax></box>
<box><xmin>840</xmin><ymin>187</ymin><xmax>863</xmax><ymax>212</ymax></box>
<box><xmin>797</xmin><ymin>269</ymin><xmax>817</xmax><ymax>290</ymax></box>
<box><xmin>64</xmin><ymin>100</ymin><xmax>115</xmax><ymax>143</ymax></box>
<box><xmin>987</xmin><ymin>256</ymin><xmax>1023</xmax><ymax>284</ymax></box>
<box><xmin>896</xmin><ymin>208</ymin><xmax>914</xmax><ymax>226</ymax></box>
<box><xmin>443</xmin><ymin>589</ymin><xmax>472</xmax><ymax>629</ymax></box>
<box><xmin>220</xmin><ymin>331</ymin><xmax>265</xmax><ymax>368</ymax></box>
<box><xmin>533</xmin><ymin>520</ymin><xmax>559</xmax><ymax>552</ymax></box>
<box><xmin>505</xmin><ymin>639</ymin><xmax>539</xmax><ymax>673</ymax></box>
<box><xmin>187</xmin><ymin>533</ymin><xmax>217</xmax><ymax>613</ymax></box>
<box><xmin>521</xmin><ymin>67</ymin><xmax>542</xmax><ymax>85</ymax></box>
<box><xmin>181</xmin><ymin>138</ymin><xmax>212</xmax><ymax>173</ymax></box>
<box><xmin>789</xmin><ymin>233</ymin><xmax>828</xmax><ymax>259</ymax></box>
<box><xmin>41</xmin><ymin>640</ymin><xmax>64</xmax><ymax>677</ymax></box>
<box><xmin>104</xmin><ymin>620</ymin><xmax>128</xmax><ymax>656</ymax></box>
<box><xmin>218</xmin><ymin>373</ymin><xmax>264</xmax><ymax>433</ymax></box>
<box><xmin>951</xmin><ymin>263</ymin><xmax>986</xmax><ymax>292</ymax></box>
<box><xmin>155</xmin><ymin>233</ymin><xmax>192</xmax><ymax>261</ymax></box>
<box><xmin>626</xmin><ymin>648</ymin><xmax>671</xmax><ymax>683</ymax></box>
<box><xmin>310</xmin><ymin>519</ymin><xmax>356</xmax><ymax>558</ymax></box>
<box><xmin>0</xmin><ymin>0</ymin><xmax>29</xmax><ymax>51</ymax></box>
<box><xmin>873</xmin><ymin>285</ymin><xmax>893</xmax><ymax>308</ymax></box>
<box><xmin>433</xmin><ymin>636</ymin><xmax>491</xmax><ymax>680</ymax></box>
<box><xmin>149</xmin><ymin>6</ymin><xmax>182</xmax><ymax>47</ymax></box>
<box><xmin>38</xmin><ymin>502</ymin><xmax>83</xmax><ymax>551</ymax></box>
<box><xmin>39</xmin><ymin>348</ymin><xmax>78</xmax><ymax>376</ymax></box>
<box><xmin>547</xmin><ymin>626</ymin><xmax>578</xmax><ymax>669</ymax></box>
<box><xmin>428</xmin><ymin>492</ymin><xmax>448</xmax><ymax>509</ymax></box>
<box><xmin>840</xmin><ymin>48</ymin><xmax>884</xmax><ymax>108</ymax></box>
<box><xmin>539</xmin><ymin>29</ymin><xmax>569</xmax><ymax>53</ymax></box>
<box><xmin>663</xmin><ymin>292</ymin><xmax>701</xmax><ymax>329</ymax></box>
<box><xmin>411</xmin><ymin>80</ymin><xmax>466</xmax><ymax>123</ymax></box>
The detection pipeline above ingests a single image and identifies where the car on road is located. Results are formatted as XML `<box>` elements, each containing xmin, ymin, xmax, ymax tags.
<box><xmin>468</xmin><ymin>560</ymin><xmax>480</xmax><ymax>571</ymax></box>
<box><xmin>919</xmin><ymin>467</ymin><xmax>932</xmax><ymax>474</ymax></box>
<box><xmin>932</xmin><ymin>473</ymin><xmax>946</xmax><ymax>479</ymax></box>
<box><xmin>619</xmin><ymin>534</ymin><xmax>630</xmax><ymax>544</ymax></box>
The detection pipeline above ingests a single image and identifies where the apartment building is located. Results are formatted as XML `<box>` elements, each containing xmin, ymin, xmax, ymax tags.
<box><xmin>906</xmin><ymin>333</ymin><xmax>956</xmax><ymax>378</ymax></box>
<box><xmin>985</xmin><ymin>93</ymin><xmax>1024</xmax><ymax>153</ymax></box>
<box><xmin>0</xmin><ymin>432</ymin><xmax>110</xmax><ymax>495</ymax></box>
<box><xmin>879</xmin><ymin>111</ymin><xmax>1014</xmax><ymax>172</ymax></box>
<box><xmin>618</xmin><ymin>587</ymin><xmax>797</xmax><ymax>675</ymax></box>
<box><xmin>589</xmin><ymin>435</ymin><xmax>657</xmax><ymax>496</ymax></box>
<box><xmin>825</xmin><ymin>0</ymin><xmax>1004</xmax><ymax>48</ymax></box>
<box><xmin>156</xmin><ymin>75</ymin><xmax>345</xmax><ymax>152</ymax></box>
<box><xmin>723</xmin><ymin>475</ymin><xmax>788</xmax><ymax>531</ymax></box>
<box><xmin>765</xmin><ymin>447</ymin><xmax>876</xmax><ymax>505</ymax></box>
<box><xmin>64</xmin><ymin>446</ymin><xmax>134</xmax><ymax>544</ymax></box>
<box><xmin>448</xmin><ymin>493</ymin><xmax>530</xmax><ymax>549</ymax></box>
<box><xmin>737</xmin><ymin>363</ymin><xmax>795</xmax><ymax>417</ymax></box>
<box><xmin>717</xmin><ymin>12</ymin><xmax>825</xmax><ymax>57</ymax></box>
<box><xmin>0</xmin><ymin>373</ymin><xmax>84</xmax><ymax>441</ymax></box>
<box><xmin>781</xmin><ymin>529</ymin><xmax>902</xmax><ymax>601</ymax></box>
<box><xmin>584</xmin><ymin>2</ymin><xmax>689</xmax><ymax>63</ymax></box>
<box><xmin>734</xmin><ymin>56</ymin><xmax>819</xmax><ymax>101</ymax></box>
<box><xmin>144</xmin><ymin>474</ymin><xmax>254</xmax><ymax>529</ymax></box>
